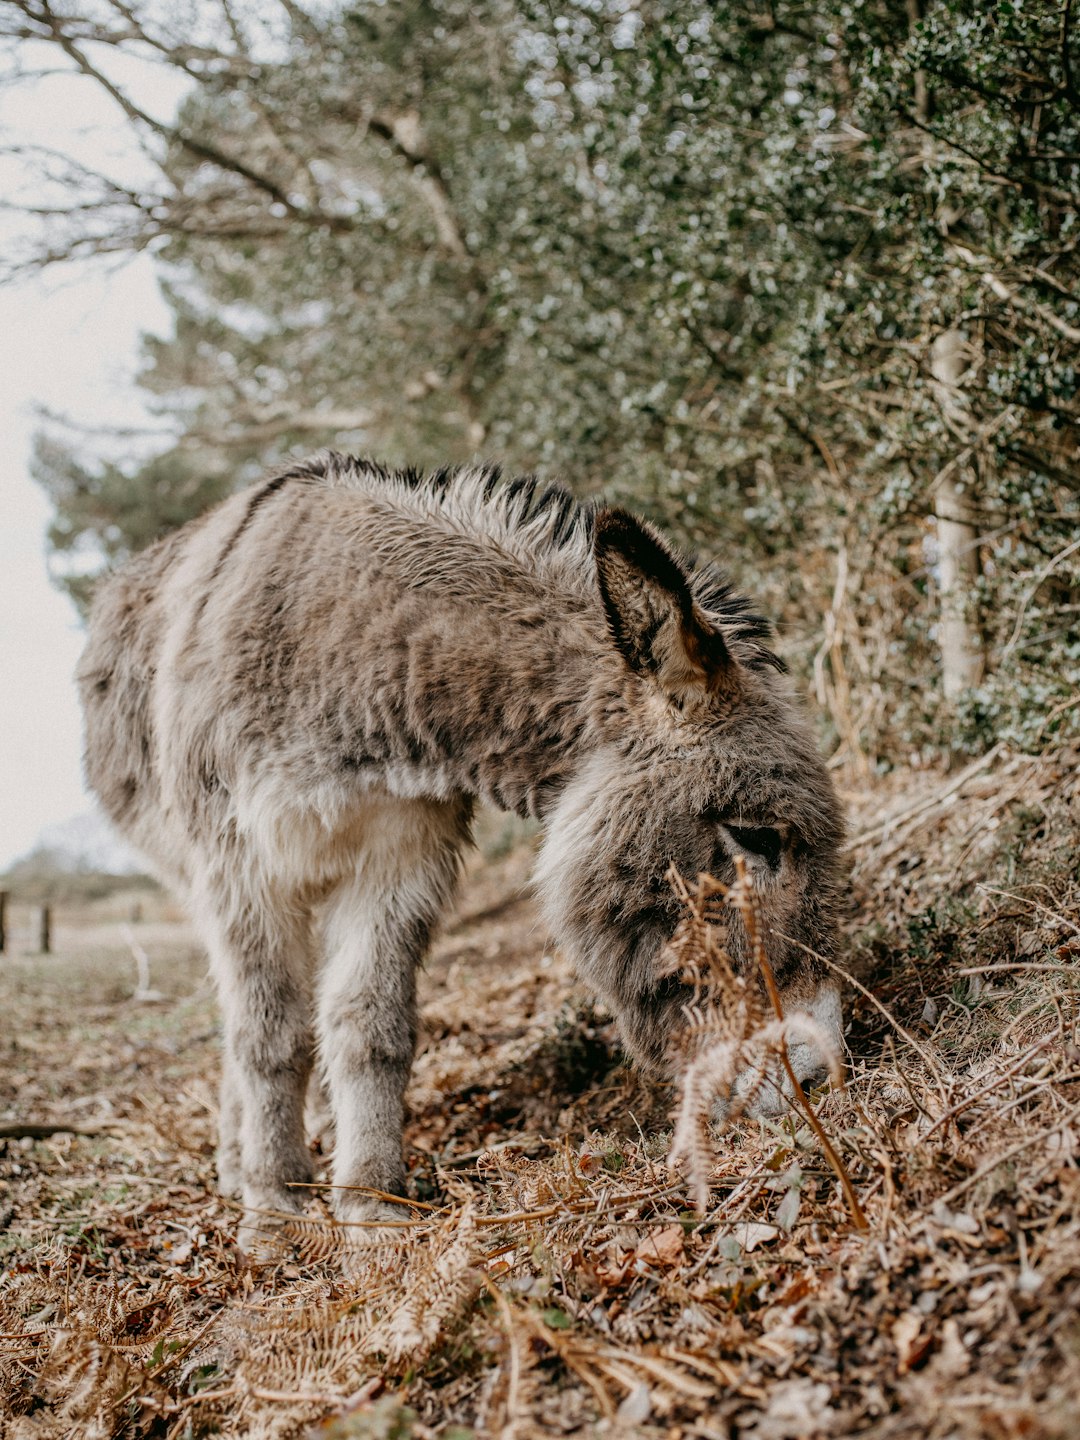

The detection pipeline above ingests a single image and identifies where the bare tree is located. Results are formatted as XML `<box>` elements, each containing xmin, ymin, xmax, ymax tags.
<box><xmin>929</xmin><ymin>329</ymin><xmax>985</xmax><ymax>702</ymax></box>
<box><xmin>0</xmin><ymin>0</ymin><xmax>483</xmax><ymax>266</ymax></box>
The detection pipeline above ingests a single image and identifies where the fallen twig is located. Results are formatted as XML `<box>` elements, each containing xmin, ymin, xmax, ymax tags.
<box><xmin>0</xmin><ymin>1121</ymin><xmax>111</xmax><ymax>1139</ymax></box>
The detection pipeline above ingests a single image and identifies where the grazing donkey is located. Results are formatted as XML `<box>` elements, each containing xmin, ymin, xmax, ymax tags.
<box><xmin>79</xmin><ymin>454</ymin><xmax>845</xmax><ymax>1248</ymax></box>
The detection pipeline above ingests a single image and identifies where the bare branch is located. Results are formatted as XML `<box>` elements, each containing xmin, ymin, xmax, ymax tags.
<box><xmin>0</xmin><ymin>0</ymin><xmax>255</xmax><ymax>79</ymax></box>
<box><xmin>179</xmin><ymin>406</ymin><xmax>375</xmax><ymax>449</ymax></box>
<box><xmin>982</xmin><ymin>269</ymin><xmax>1080</xmax><ymax>345</ymax></box>
<box><xmin>366</xmin><ymin>110</ymin><xmax>468</xmax><ymax>258</ymax></box>
<box><xmin>5</xmin><ymin>1</ymin><xmax>309</xmax><ymax>220</ymax></box>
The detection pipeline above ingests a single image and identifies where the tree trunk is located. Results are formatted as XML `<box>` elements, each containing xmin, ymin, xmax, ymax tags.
<box><xmin>930</xmin><ymin>330</ymin><xmax>985</xmax><ymax>701</ymax></box>
<box><xmin>905</xmin><ymin>0</ymin><xmax>930</xmax><ymax>122</ymax></box>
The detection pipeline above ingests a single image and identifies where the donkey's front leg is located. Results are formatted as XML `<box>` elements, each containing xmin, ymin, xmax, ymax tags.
<box><xmin>316</xmin><ymin>876</ymin><xmax>425</xmax><ymax>1231</ymax></box>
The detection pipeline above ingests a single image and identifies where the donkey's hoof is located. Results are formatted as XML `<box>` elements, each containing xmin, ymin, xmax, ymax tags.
<box><xmin>335</xmin><ymin>1200</ymin><xmax>413</xmax><ymax>1277</ymax></box>
<box><xmin>237</xmin><ymin>1221</ymin><xmax>292</xmax><ymax>1264</ymax></box>
<box><xmin>235</xmin><ymin>1196</ymin><xmax>306</xmax><ymax>1264</ymax></box>
<box><xmin>216</xmin><ymin>1162</ymin><xmax>243</xmax><ymax>1200</ymax></box>
<box><xmin>337</xmin><ymin>1197</ymin><xmax>413</xmax><ymax>1236</ymax></box>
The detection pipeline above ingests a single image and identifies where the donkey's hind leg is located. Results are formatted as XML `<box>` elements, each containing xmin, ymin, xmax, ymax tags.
<box><xmin>196</xmin><ymin>878</ymin><xmax>316</xmax><ymax>1251</ymax></box>
<box><xmin>316</xmin><ymin>798</ymin><xmax>470</xmax><ymax>1233</ymax></box>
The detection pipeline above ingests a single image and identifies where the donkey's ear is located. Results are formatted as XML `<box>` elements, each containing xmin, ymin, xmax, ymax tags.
<box><xmin>593</xmin><ymin>508</ymin><xmax>734</xmax><ymax>695</ymax></box>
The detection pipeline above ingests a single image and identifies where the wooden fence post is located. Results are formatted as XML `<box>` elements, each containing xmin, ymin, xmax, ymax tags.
<box><xmin>0</xmin><ymin>890</ymin><xmax>7</xmax><ymax>954</ymax></box>
<box><xmin>39</xmin><ymin>904</ymin><xmax>51</xmax><ymax>955</ymax></box>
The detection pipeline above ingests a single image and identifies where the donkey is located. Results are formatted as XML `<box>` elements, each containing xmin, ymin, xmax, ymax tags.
<box><xmin>78</xmin><ymin>454</ymin><xmax>845</xmax><ymax>1248</ymax></box>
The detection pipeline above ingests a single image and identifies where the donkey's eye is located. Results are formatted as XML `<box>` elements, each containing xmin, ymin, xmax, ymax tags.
<box><xmin>727</xmin><ymin>825</ymin><xmax>783</xmax><ymax>869</ymax></box>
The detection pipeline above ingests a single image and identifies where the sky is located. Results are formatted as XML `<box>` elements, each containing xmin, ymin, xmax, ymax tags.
<box><xmin>0</xmin><ymin>261</ymin><xmax>171</xmax><ymax>869</ymax></box>
<box><xmin>0</xmin><ymin>47</ymin><xmax>187</xmax><ymax>869</ymax></box>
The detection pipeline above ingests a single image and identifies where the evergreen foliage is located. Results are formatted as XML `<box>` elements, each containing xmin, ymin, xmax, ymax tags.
<box><xmin>5</xmin><ymin>0</ymin><xmax>1078</xmax><ymax>758</ymax></box>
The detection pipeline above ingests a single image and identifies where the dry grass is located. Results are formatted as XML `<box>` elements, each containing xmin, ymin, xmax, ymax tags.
<box><xmin>2</xmin><ymin>749</ymin><xmax>1080</xmax><ymax>1439</ymax></box>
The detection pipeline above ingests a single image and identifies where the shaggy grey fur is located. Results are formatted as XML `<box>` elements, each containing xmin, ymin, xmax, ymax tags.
<box><xmin>79</xmin><ymin>454</ymin><xmax>845</xmax><ymax>1247</ymax></box>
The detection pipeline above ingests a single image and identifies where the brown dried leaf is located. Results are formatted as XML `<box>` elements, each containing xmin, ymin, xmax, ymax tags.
<box><xmin>732</xmin><ymin>1222</ymin><xmax>781</xmax><ymax>1253</ymax></box>
<box><xmin>892</xmin><ymin>1310</ymin><xmax>929</xmax><ymax>1373</ymax></box>
<box><xmin>634</xmin><ymin>1225</ymin><xmax>685</xmax><ymax>1269</ymax></box>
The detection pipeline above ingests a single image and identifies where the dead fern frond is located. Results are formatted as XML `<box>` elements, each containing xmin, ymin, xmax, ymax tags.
<box><xmin>33</xmin><ymin>1328</ymin><xmax>169</xmax><ymax>1440</ymax></box>
<box><xmin>362</xmin><ymin>1202</ymin><xmax>481</xmax><ymax>1363</ymax></box>
<box><xmin>482</xmin><ymin>1151</ymin><xmax>569</xmax><ymax>1213</ymax></box>
<box><xmin>668</xmin><ymin>1039</ymin><xmax>745</xmax><ymax>1214</ymax></box>
<box><xmin>484</xmin><ymin>1276</ymin><xmax>546</xmax><ymax>1439</ymax></box>
<box><xmin>664</xmin><ymin>863</ymin><xmax>858</xmax><ymax>1222</ymax></box>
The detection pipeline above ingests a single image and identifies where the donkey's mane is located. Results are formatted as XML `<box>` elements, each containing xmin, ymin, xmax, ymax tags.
<box><xmin>285</xmin><ymin>451</ymin><xmax>783</xmax><ymax>672</ymax></box>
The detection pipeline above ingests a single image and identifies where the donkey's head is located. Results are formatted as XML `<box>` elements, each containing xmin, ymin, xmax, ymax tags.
<box><xmin>536</xmin><ymin>508</ymin><xmax>845</xmax><ymax>1114</ymax></box>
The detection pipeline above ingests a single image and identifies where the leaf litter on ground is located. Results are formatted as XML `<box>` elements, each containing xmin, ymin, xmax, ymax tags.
<box><xmin>1</xmin><ymin>747</ymin><xmax>1080</xmax><ymax>1437</ymax></box>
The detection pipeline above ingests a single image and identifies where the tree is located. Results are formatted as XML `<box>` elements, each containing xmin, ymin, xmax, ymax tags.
<box><xmin>4</xmin><ymin>0</ymin><xmax>1079</xmax><ymax>757</ymax></box>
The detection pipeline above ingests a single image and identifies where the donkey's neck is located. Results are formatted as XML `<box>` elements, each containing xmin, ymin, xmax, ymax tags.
<box><xmin>327</xmin><ymin>579</ymin><xmax>611</xmax><ymax>821</ymax></box>
<box><xmin>408</xmin><ymin>607</ymin><xmax>607</xmax><ymax>819</ymax></box>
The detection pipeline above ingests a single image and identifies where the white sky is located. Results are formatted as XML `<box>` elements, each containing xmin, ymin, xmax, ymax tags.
<box><xmin>0</xmin><ymin>262</ymin><xmax>172</xmax><ymax>869</ymax></box>
<box><xmin>0</xmin><ymin>48</ymin><xmax>187</xmax><ymax>868</ymax></box>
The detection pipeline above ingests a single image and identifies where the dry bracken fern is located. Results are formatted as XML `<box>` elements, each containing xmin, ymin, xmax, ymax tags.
<box><xmin>664</xmin><ymin>865</ymin><xmax>843</xmax><ymax>1211</ymax></box>
<box><xmin>363</xmin><ymin>1202</ymin><xmax>481</xmax><ymax>1363</ymax></box>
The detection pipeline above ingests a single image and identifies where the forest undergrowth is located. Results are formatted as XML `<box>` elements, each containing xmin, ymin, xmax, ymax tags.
<box><xmin>2</xmin><ymin>747</ymin><xmax>1080</xmax><ymax>1439</ymax></box>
